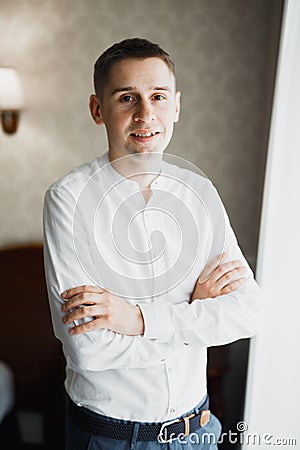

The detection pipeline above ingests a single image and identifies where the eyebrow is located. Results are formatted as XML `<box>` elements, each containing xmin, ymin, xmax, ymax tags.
<box><xmin>110</xmin><ymin>86</ymin><xmax>172</xmax><ymax>96</ymax></box>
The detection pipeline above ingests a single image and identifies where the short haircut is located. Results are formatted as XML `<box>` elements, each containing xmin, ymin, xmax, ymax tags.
<box><xmin>93</xmin><ymin>37</ymin><xmax>175</xmax><ymax>99</ymax></box>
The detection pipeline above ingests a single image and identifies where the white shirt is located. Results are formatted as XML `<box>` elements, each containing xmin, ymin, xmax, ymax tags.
<box><xmin>43</xmin><ymin>151</ymin><xmax>260</xmax><ymax>422</ymax></box>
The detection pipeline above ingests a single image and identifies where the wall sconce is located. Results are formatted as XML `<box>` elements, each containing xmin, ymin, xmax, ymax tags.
<box><xmin>0</xmin><ymin>67</ymin><xmax>24</xmax><ymax>134</ymax></box>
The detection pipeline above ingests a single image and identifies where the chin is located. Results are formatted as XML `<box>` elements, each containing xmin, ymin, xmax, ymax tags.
<box><xmin>132</xmin><ymin>146</ymin><xmax>164</xmax><ymax>155</ymax></box>
<box><xmin>133</xmin><ymin>150</ymin><xmax>165</xmax><ymax>162</ymax></box>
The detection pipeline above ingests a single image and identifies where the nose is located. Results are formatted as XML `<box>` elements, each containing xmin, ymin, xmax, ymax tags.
<box><xmin>133</xmin><ymin>99</ymin><xmax>155</xmax><ymax>123</ymax></box>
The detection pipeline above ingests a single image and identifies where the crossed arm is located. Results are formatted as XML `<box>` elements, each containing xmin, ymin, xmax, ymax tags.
<box><xmin>44</xmin><ymin>184</ymin><xmax>260</xmax><ymax>370</ymax></box>
<box><xmin>61</xmin><ymin>253</ymin><xmax>247</xmax><ymax>336</ymax></box>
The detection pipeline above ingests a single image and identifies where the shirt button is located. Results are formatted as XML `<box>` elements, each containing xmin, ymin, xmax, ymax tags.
<box><xmin>170</xmin><ymin>408</ymin><xmax>176</xmax><ymax>413</ymax></box>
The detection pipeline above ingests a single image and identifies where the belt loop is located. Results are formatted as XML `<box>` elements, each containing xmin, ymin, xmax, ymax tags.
<box><xmin>194</xmin><ymin>405</ymin><xmax>200</xmax><ymax>415</ymax></box>
<box><xmin>183</xmin><ymin>416</ymin><xmax>190</xmax><ymax>437</ymax></box>
<box><xmin>195</xmin><ymin>394</ymin><xmax>209</xmax><ymax>414</ymax></box>
<box><xmin>130</xmin><ymin>423</ymin><xmax>139</xmax><ymax>450</ymax></box>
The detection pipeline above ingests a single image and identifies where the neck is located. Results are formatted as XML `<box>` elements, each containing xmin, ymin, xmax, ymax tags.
<box><xmin>108</xmin><ymin>151</ymin><xmax>162</xmax><ymax>190</ymax></box>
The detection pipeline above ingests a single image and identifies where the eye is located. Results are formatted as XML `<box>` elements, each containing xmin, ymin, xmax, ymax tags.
<box><xmin>153</xmin><ymin>94</ymin><xmax>165</xmax><ymax>101</ymax></box>
<box><xmin>121</xmin><ymin>95</ymin><xmax>134</xmax><ymax>103</ymax></box>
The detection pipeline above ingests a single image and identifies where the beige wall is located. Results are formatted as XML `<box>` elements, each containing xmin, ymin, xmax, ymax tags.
<box><xmin>0</xmin><ymin>0</ymin><xmax>281</xmax><ymax>262</ymax></box>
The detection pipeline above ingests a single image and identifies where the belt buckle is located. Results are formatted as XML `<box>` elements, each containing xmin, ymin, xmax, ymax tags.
<box><xmin>157</xmin><ymin>412</ymin><xmax>196</xmax><ymax>444</ymax></box>
<box><xmin>157</xmin><ymin>418</ymin><xmax>180</xmax><ymax>444</ymax></box>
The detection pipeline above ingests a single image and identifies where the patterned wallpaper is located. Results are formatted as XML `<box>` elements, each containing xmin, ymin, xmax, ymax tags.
<box><xmin>0</xmin><ymin>0</ymin><xmax>282</xmax><ymax>263</ymax></box>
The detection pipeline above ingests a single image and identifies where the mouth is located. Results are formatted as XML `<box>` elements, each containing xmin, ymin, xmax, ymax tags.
<box><xmin>129</xmin><ymin>130</ymin><xmax>160</xmax><ymax>142</ymax></box>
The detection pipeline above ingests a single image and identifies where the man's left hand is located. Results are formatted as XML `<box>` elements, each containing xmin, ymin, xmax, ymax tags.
<box><xmin>61</xmin><ymin>285</ymin><xmax>144</xmax><ymax>336</ymax></box>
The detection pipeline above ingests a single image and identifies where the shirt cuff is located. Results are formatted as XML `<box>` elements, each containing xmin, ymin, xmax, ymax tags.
<box><xmin>138</xmin><ymin>302</ymin><xmax>174</xmax><ymax>342</ymax></box>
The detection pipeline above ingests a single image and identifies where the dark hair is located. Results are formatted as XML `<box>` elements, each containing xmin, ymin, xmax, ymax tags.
<box><xmin>93</xmin><ymin>37</ymin><xmax>175</xmax><ymax>99</ymax></box>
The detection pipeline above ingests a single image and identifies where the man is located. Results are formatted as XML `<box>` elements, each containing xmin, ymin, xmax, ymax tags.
<box><xmin>43</xmin><ymin>38</ymin><xmax>260</xmax><ymax>449</ymax></box>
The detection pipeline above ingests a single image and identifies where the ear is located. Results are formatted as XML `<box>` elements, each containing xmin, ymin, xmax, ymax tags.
<box><xmin>174</xmin><ymin>91</ymin><xmax>181</xmax><ymax>123</ymax></box>
<box><xmin>89</xmin><ymin>94</ymin><xmax>104</xmax><ymax>125</ymax></box>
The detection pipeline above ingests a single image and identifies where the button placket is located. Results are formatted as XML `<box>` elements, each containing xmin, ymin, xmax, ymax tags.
<box><xmin>165</xmin><ymin>361</ymin><xmax>178</xmax><ymax>416</ymax></box>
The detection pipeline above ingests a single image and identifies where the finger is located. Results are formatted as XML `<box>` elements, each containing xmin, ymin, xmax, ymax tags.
<box><xmin>62</xmin><ymin>304</ymin><xmax>100</xmax><ymax>325</ymax></box>
<box><xmin>209</xmin><ymin>260</ymin><xmax>245</xmax><ymax>283</ymax></box>
<box><xmin>221</xmin><ymin>276</ymin><xmax>247</xmax><ymax>295</ymax></box>
<box><xmin>214</xmin><ymin>266</ymin><xmax>247</xmax><ymax>290</ymax></box>
<box><xmin>198</xmin><ymin>253</ymin><xmax>227</xmax><ymax>282</ymax></box>
<box><xmin>61</xmin><ymin>285</ymin><xmax>105</xmax><ymax>299</ymax></box>
<box><xmin>69</xmin><ymin>317</ymin><xmax>105</xmax><ymax>335</ymax></box>
<box><xmin>62</xmin><ymin>292</ymin><xmax>104</xmax><ymax>312</ymax></box>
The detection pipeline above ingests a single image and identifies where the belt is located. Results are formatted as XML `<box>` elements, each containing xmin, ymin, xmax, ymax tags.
<box><xmin>69</xmin><ymin>397</ymin><xmax>210</xmax><ymax>443</ymax></box>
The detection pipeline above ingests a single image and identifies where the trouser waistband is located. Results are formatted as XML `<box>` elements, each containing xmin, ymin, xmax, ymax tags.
<box><xmin>68</xmin><ymin>396</ymin><xmax>210</xmax><ymax>443</ymax></box>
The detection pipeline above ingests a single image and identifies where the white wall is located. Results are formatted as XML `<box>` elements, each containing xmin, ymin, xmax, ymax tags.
<box><xmin>243</xmin><ymin>0</ymin><xmax>300</xmax><ymax>447</ymax></box>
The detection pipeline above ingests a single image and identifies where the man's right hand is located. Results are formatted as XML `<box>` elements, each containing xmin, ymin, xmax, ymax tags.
<box><xmin>190</xmin><ymin>253</ymin><xmax>247</xmax><ymax>302</ymax></box>
<box><xmin>61</xmin><ymin>286</ymin><xmax>144</xmax><ymax>336</ymax></box>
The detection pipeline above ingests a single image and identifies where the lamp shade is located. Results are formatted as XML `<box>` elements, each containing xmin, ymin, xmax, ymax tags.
<box><xmin>0</xmin><ymin>67</ymin><xmax>24</xmax><ymax>110</ymax></box>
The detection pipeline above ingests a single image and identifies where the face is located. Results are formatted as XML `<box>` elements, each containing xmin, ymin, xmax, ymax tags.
<box><xmin>89</xmin><ymin>57</ymin><xmax>180</xmax><ymax>160</ymax></box>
